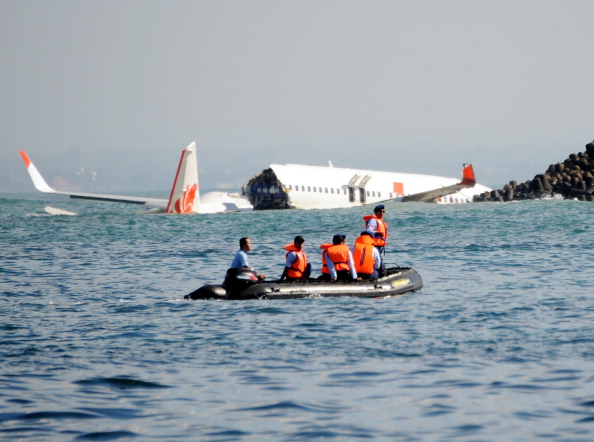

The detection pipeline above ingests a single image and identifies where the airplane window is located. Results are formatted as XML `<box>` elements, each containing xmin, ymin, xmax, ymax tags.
<box><xmin>319</xmin><ymin>187</ymin><xmax>322</xmax><ymax>192</ymax></box>
<box><xmin>307</xmin><ymin>186</ymin><xmax>311</xmax><ymax>192</ymax></box>
<box><xmin>301</xmin><ymin>186</ymin><xmax>305</xmax><ymax>191</ymax></box>
<box><xmin>325</xmin><ymin>187</ymin><xmax>328</xmax><ymax>193</ymax></box>
<box><xmin>378</xmin><ymin>192</ymin><xmax>381</xmax><ymax>197</ymax></box>
<box><xmin>313</xmin><ymin>187</ymin><xmax>316</xmax><ymax>192</ymax></box>
<box><xmin>288</xmin><ymin>185</ymin><xmax>292</xmax><ymax>190</ymax></box>
<box><xmin>331</xmin><ymin>188</ymin><xmax>334</xmax><ymax>194</ymax></box>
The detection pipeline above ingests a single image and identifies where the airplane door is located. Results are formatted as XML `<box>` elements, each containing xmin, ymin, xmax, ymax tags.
<box><xmin>348</xmin><ymin>174</ymin><xmax>362</xmax><ymax>203</ymax></box>
<box><xmin>359</xmin><ymin>175</ymin><xmax>373</xmax><ymax>204</ymax></box>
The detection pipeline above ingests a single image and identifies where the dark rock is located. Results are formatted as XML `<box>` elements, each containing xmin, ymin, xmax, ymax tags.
<box><xmin>475</xmin><ymin>139</ymin><xmax>594</xmax><ymax>202</ymax></box>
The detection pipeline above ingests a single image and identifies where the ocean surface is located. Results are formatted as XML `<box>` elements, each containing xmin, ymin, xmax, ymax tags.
<box><xmin>2</xmin><ymin>193</ymin><xmax>594</xmax><ymax>441</ymax></box>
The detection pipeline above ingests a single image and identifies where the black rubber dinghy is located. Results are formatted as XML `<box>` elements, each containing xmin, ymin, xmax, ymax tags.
<box><xmin>185</xmin><ymin>266</ymin><xmax>422</xmax><ymax>300</ymax></box>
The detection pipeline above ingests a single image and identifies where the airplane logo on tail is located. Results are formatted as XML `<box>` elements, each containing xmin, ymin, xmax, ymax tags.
<box><xmin>174</xmin><ymin>184</ymin><xmax>199</xmax><ymax>214</ymax></box>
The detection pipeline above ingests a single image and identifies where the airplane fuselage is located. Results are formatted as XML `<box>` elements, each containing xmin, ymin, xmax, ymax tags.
<box><xmin>245</xmin><ymin>164</ymin><xmax>492</xmax><ymax>210</ymax></box>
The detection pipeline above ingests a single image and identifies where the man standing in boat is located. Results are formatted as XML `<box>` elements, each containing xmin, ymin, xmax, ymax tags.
<box><xmin>323</xmin><ymin>234</ymin><xmax>358</xmax><ymax>282</ymax></box>
<box><xmin>364</xmin><ymin>204</ymin><xmax>388</xmax><ymax>278</ymax></box>
<box><xmin>279</xmin><ymin>235</ymin><xmax>310</xmax><ymax>282</ymax></box>
<box><xmin>230</xmin><ymin>237</ymin><xmax>265</xmax><ymax>281</ymax></box>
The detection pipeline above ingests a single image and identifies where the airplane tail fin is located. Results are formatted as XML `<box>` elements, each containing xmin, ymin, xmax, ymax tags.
<box><xmin>19</xmin><ymin>151</ymin><xmax>58</xmax><ymax>194</ymax></box>
<box><xmin>460</xmin><ymin>163</ymin><xmax>476</xmax><ymax>186</ymax></box>
<box><xmin>165</xmin><ymin>142</ymin><xmax>201</xmax><ymax>214</ymax></box>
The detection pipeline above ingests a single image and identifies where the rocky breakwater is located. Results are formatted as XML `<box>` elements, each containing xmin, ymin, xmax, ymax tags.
<box><xmin>474</xmin><ymin>140</ymin><xmax>594</xmax><ymax>202</ymax></box>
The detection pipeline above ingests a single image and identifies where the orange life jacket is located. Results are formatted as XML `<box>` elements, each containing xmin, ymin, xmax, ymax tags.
<box><xmin>325</xmin><ymin>244</ymin><xmax>350</xmax><ymax>272</ymax></box>
<box><xmin>353</xmin><ymin>235</ymin><xmax>375</xmax><ymax>274</ymax></box>
<box><xmin>283</xmin><ymin>244</ymin><xmax>308</xmax><ymax>278</ymax></box>
<box><xmin>363</xmin><ymin>215</ymin><xmax>388</xmax><ymax>246</ymax></box>
<box><xmin>319</xmin><ymin>243</ymin><xmax>332</xmax><ymax>274</ymax></box>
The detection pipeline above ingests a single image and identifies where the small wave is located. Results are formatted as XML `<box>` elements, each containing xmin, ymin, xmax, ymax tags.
<box><xmin>254</xmin><ymin>306</ymin><xmax>290</xmax><ymax>315</ymax></box>
<box><xmin>450</xmin><ymin>424</ymin><xmax>485</xmax><ymax>435</ymax></box>
<box><xmin>423</xmin><ymin>403</ymin><xmax>455</xmax><ymax>417</ymax></box>
<box><xmin>489</xmin><ymin>381</ymin><xmax>545</xmax><ymax>391</ymax></box>
<box><xmin>203</xmin><ymin>429</ymin><xmax>250</xmax><ymax>438</ymax></box>
<box><xmin>576</xmin><ymin>415</ymin><xmax>594</xmax><ymax>423</ymax></box>
<box><xmin>75</xmin><ymin>430</ymin><xmax>138</xmax><ymax>440</ymax></box>
<box><xmin>78</xmin><ymin>407</ymin><xmax>143</xmax><ymax>419</ymax></box>
<box><xmin>233</xmin><ymin>400</ymin><xmax>344</xmax><ymax>414</ymax></box>
<box><xmin>74</xmin><ymin>377</ymin><xmax>170</xmax><ymax>390</ymax></box>
<box><xmin>4</xmin><ymin>410</ymin><xmax>98</xmax><ymax>422</ymax></box>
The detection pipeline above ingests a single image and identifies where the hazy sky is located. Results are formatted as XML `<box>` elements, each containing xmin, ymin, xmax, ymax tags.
<box><xmin>2</xmin><ymin>0</ymin><xmax>593</xmax><ymax>194</ymax></box>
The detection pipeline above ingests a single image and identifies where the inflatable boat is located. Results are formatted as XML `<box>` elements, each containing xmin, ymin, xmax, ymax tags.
<box><xmin>185</xmin><ymin>266</ymin><xmax>422</xmax><ymax>300</ymax></box>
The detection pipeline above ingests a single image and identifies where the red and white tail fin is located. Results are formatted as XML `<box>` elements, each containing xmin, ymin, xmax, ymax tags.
<box><xmin>165</xmin><ymin>142</ymin><xmax>201</xmax><ymax>214</ymax></box>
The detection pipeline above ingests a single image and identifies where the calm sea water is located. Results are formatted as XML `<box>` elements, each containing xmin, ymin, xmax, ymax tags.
<box><xmin>2</xmin><ymin>193</ymin><xmax>594</xmax><ymax>441</ymax></box>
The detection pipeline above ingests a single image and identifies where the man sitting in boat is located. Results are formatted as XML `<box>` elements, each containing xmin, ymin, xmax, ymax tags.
<box><xmin>279</xmin><ymin>235</ymin><xmax>311</xmax><ymax>282</ymax></box>
<box><xmin>352</xmin><ymin>231</ymin><xmax>381</xmax><ymax>281</ymax></box>
<box><xmin>320</xmin><ymin>234</ymin><xmax>358</xmax><ymax>282</ymax></box>
<box><xmin>229</xmin><ymin>237</ymin><xmax>265</xmax><ymax>281</ymax></box>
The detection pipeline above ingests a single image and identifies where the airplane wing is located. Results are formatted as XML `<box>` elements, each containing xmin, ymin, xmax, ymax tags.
<box><xmin>401</xmin><ymin>164</ymin><xmax>477</xmax><ymax>202</ymax></box>
<box><xmin>19</xmin><ymin>151</ymin><xmax>168</xmax><ymax>210</ymax></box>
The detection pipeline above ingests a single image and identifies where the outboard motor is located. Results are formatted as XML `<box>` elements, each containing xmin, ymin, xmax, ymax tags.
<box><xmin>223</xmin><ymin>267</ymin><xmax>259</xmax><ymax>295</ymax></box>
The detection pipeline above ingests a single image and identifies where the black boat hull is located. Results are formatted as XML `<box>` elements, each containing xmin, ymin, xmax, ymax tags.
<box><xmin>185</xmin><ymin>267</ymin><xmax>422</xmax><ymax>300</ymax></box>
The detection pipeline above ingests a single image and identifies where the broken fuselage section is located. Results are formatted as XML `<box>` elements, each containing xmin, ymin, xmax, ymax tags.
<box><xmin>244</xmin><ymin>163</ymin><xmax>488</xmax><ymax>210</ymax></box>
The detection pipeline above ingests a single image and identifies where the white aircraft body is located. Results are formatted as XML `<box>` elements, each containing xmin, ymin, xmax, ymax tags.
<box><xmin>20</xmin><ymin>142</ymin><xmax>253</xmax><ymax>214</ymax></box>
<box><xmin>244</xmin><ymin>163</ymin><xmax>492</xmax><ymax>210</ymax></box>
<box><xmin>44</xmin><ymin>206</ymin><xmax>78</xmax><ymax>216</ymax></box>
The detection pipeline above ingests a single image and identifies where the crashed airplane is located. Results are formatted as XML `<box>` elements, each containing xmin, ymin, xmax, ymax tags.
<box><xmin>244</xmin><ymin>162</ymin><xmax>492</xmax><ymax>210</ymax></box>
